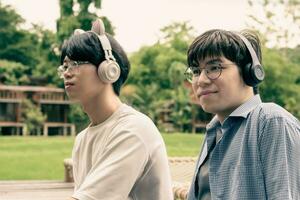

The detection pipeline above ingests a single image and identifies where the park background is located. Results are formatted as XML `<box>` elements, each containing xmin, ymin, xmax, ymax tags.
<box><xmin>0</xmin><ymin>0</ymin><xmax>300</xmax><ymax>181</ymax></box>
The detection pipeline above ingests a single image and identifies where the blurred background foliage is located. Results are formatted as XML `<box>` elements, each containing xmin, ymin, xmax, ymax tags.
<box><xmin>0</xmin><ymin>0</ymin><xmax>299</xmax><ymax>133</ymax></box>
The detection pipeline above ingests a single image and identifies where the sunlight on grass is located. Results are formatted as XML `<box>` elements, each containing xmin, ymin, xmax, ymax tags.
<box><xmin>0</xmin><ymin>133</ymin><xmax>204</xmax><ymax>180</ymax></box>
<box><xmin>0</xmin><ymin>136</ymin><xmax>74</xmax><ymax>180</ymax></box>
<box><xmin>162</xmin><ymin>133</ymin><xmax>204</xmax><ymax>157</ymax></box>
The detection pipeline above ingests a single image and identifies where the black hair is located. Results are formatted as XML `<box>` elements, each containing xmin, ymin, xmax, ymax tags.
<box><xmin>60</xmin><ymin>32</ymin><xmax>130</xmax><ymax>96</ymax></box>
<box><xmin>187</xmin><ymin>29</ymin><xmax>262</xmax><ymax>94</ymax></box>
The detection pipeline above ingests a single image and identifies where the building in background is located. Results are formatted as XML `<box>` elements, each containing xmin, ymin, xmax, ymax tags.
<box><xmin>0</xmin><ymin>85</ymin><xmax>75</xmax><ymax>136</ymax></box>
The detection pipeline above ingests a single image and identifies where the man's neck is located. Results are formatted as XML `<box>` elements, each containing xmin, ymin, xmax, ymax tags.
<box><xmin>217</xmin><ymin>92</ymin><xmax>255</xmax><ymax>124</ymax></box>
<box><xmin>82</xmin><ymin>90</ymin><xmax>122</xmax><ymax>126</ymax></box>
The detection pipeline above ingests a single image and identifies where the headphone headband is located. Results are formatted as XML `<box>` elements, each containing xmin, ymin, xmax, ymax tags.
<box><xmin>90</xmin><ymin>19</ymin><xmax>116</xmax><ymax>62</ymax></box>
<box><xmin>91</xmin><ymin>19</ymin><xmax>120</xmax><ymax>83</ymax></box>
<box><xmin>235</xmin><ymin>32</ymin><xmax>265</xmax><ymax>86</ymax></box>
<box><xmin>86</xmin><ymin>31</ymin><xmax>115</xmax><ymax>61</ymax></box>
<box><xmin>236</xmin><ymin>33</ymin><xmax>261</xmax><ymax>67</ymax></box>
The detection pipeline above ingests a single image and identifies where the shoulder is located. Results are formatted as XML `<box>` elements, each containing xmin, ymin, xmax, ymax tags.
<box><xmin>111</xmin><ymin>104</ymin><xmax>164</xmax><ymax>153</ymax></box>
<box><xmin>254</xmin><ymin>103</ymin><xmax>299</xmax><ymax>124</ymax></box>
<box><xmin>117</xmin><ymin>104</ymin><xmax>159</xmax><ymax>132</ymax></box>
<box><xmin>74</xmin><ymin>127</ymin><xmax>88</xmax><ymax>143</ymax></box>
<box><xmin>251</xmin><ymin>103</ymin><xmax>300</xmax><ymax>137</ymax></box>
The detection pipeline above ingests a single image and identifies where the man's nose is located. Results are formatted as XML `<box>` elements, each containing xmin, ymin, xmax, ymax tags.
<box><xmin>63</xmin><ymin>68</ymin><xmax>73</xmax><ymax>79</ymax></box>
<box><xmin>195</xmin><ymin>71</ymin><xmax>211</xmax><ymax>86</ymax></box>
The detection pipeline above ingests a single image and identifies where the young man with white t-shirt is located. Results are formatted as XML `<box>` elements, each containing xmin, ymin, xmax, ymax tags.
<box><xmin>58</xmin><ymin>19</ymin><xmax>173</xmax><ymax>200</ymax></box>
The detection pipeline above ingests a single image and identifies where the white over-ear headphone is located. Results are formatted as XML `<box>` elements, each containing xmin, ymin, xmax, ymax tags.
<box><xmin>74</xmin><ymin>19</ymin><xmax>120</xmax><ymax>84</ymax></box>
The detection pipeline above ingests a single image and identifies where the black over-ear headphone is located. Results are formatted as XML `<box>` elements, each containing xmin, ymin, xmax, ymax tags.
<box><xmin>236</xmin><ymin>33</ymin><xmax>265</xmax><ymax>86</ymax></box>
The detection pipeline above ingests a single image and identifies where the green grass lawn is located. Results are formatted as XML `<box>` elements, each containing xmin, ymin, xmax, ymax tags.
<box><xmin>0</xmin><ymin>133</ymin><xmax>204</xmax><ymax>180</ymax></box>
<box><xmin>162</xmin><ymin>133</ymin><xmax>204</xmax><ymax>157</ymax></box>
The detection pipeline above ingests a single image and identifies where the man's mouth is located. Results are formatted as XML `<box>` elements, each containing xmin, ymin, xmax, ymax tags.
<box><xmin>199</xmin><ymin>90</ymin><xmax>218</xmax><ymax>98</ymax></box>
<box><xmin>64</xmin><ymin>82</ymin><xmax>75</xmax><ymax>88</ymax></box>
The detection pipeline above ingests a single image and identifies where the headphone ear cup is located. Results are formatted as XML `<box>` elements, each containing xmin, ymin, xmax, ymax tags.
<box><xmin>250</xmin><ymin>64</ymin><xmax>265</xmax><ymax>86</ymax></box>
<box><xmin>242</xmin><ymin>63</ymin><xmax>253</xmax><ymax>86</ymax></box>
<box><xmin>243</xmin><ymin>63</ymin><xmax>265</xmax><ymax>87</ymax></box>
<box><xmin>97</xmin><ymin>60</ymin><xmax>121</xmax><ymax>83</ymax></box>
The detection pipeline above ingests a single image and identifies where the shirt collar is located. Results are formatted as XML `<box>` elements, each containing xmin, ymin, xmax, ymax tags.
<box><xmin>206</xmin><ymin>115</ymin><xmax>220</xmax><ymax>130</ymax></box>
<box><xmin>206</xmin><ymin>94</ymin><xmax>262</xmax><ymax>131</ymax></box>
<box><xmin>229</xmin><ymin>94</ymin><xmax>262</xmax><ymax>118</ymax></box>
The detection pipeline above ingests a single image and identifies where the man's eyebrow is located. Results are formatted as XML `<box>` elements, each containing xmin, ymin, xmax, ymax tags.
<box><xmin>205</xmin><ymin>58</ymin><xmax>222</xmax><ymax>65</ymax></box>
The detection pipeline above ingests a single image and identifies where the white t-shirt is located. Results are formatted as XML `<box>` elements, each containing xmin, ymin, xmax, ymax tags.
<box><xmin>71</xmin><ymin>104</ymin><xmax>173</xmax><ymax>200</ymax></box>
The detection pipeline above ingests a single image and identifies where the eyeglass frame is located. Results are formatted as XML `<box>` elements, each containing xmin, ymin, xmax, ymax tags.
<box><xmin>57</xmin><ymin>60</ymin><xmax>90</xmax><ymax>79</ymax></box>
<box><xmin>184</xmin><ymin>63</ymin><xmax>236</xmax><ymax>83</ymax></box>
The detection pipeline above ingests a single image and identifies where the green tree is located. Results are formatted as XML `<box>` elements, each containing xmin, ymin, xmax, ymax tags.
<box><xmin>246</xmin><ymin>0</ymin><xmax>300</xmax><ymax>119</ymax></box>
<box><xmin>284</xmin><ymin>45</ymin><xmax>300</xmax><ymax>64</ymax></box>
<box><xmin>247</xmin><ymin>0</ymin><xmax>300</xmax><ymax>49</ymax></box>
<box><xmin>67</xmin><ymin>104</ymin><xmax>90</xmax><ymax>132</ymax></box>
<box><xmin>0</xmin><ymin>60</ymin><xmax>29</xmax><ymax>85</ymax></box>
<box><xmin>21</xmin><ymin>99</ymin><xmax>46</xmax><ymax>135</ymax></box>
<box><xmin>0</xmin><ymin>3</ymin><xmax>60</xmax><ymax>86</ymax></box>
<box><xmin>0</xmin><ymin>3</ymin><xmax>39</xmax><ymax>67</ymax></box>
<box><xmin>57</xmin><ymin>0</ymin><xmax>114</xmax><ymax>44</ymax></box>
<box><xmin>29</xmin><ymin>25</ymin><xmax>61</xmax><ymax>87</ymax></box>
<box><xmin>260</xmin><ymin>47</ymin><xmax>300</xmax><ymax>119</ymax></box>
<box><xmin>123</xmin><ymin>22</ymin><xmax>195</xmax><ymax>132</ymax></box>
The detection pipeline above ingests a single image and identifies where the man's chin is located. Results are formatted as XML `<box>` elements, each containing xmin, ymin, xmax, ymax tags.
<box><xmin>201</xmin><ymin>105</ymin><xmax>216</xmax><ymax>114</ymax></box>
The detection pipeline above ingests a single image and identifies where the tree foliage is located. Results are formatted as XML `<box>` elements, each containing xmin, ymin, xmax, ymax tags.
<box><xmin>123</xmin><ymin>22</ymin><xmax>195</xmax><ymax>132</ymax></box>
<box><xmin>246</xmin><ymin>0</ymin><xmax>300</xmax><ymax>119</ymax></box>
<box><xmin>21</xmin><ymin>99</ymin><xmax>46</xmax><ymax>135</ymax></box>
<box><xmin>67</xmin><ymin>104</ymin><xmax>90</xmax><ymax>132</ymax></box>
<box><xmin>260</xmin><ymin>47</ymin><xmax>300</xmax><ymax>118</ymax></box>
<box><xmin>0</xmin><ymin>3</ymin><xmax>38</xmax><ymax>67</ymax></box>
<box><xmin>57</xmin><ymin>0</ymin><xmax>114</xmax><ymax>44</ymax></box>
<box><xmin>0</xmin><ymin>3</ymin><xmax>60</xmax><ymax>86</ymax></box>
<box><xmin>247</xmin><ymin>0</ymin><xmax>300</xmax><ymax>48</ymax></box>
<box><xmin>0</xmin><ymin>59</ymin><xmax>29</xmax><ymax>85</ymax></box>
<box><xmin>1</xmin><ymin>0</ymin><xmax>299</xmax><ymax>135</ymax></box>
<box><xmin>29</xmin><ymin>25</ymin><xmax>61</xmax><ymax>86</ymax></box>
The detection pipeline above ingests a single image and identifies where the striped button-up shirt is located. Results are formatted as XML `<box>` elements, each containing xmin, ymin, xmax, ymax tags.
<box><xmin>188</xmin><ymin>95</ymin><xmax>300</xmax><ymax>200</ymax></box>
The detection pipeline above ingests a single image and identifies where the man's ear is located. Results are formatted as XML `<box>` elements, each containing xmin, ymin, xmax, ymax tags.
<box><xmin>91</xmin><ymin>18</ymin><xmax>105</xmax><ymax>35</ymax></box>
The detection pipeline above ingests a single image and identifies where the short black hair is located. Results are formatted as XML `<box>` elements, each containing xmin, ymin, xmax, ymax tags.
<box><xmin>60</xmin><ymin>32</ymin><xmax>130</xmax><ymax>96</ymax></box>
<box><xmin>187</xmin><ymin>29</ymin><xmax>262</xmax><ymax>94</ymax></box>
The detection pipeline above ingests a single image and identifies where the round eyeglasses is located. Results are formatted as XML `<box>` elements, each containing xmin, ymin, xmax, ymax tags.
<box><xmin>184</xmin><ymin>63</ymin><xmax>235</xmax><ymax>83</ymax></box>
<box><xmin>57</xmin><ymin>60</ymin><xmax>90</xmax><ymax>79</ymax></box>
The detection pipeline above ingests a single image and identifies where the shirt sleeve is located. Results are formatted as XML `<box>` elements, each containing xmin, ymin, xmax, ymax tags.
<box><xmin>258</xmin><ymin>116</ymin><xmax>300</xmax><ymax>199</ymax></box>
<box><xmin>72</xmin><ymin>130</ymin><xmax>149</xmax><ymax>200</ymax></box>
